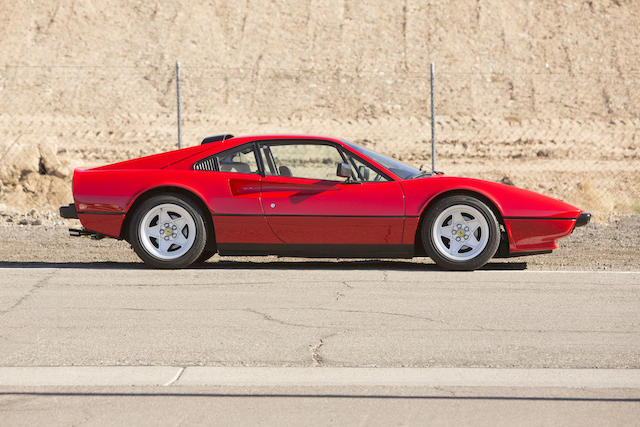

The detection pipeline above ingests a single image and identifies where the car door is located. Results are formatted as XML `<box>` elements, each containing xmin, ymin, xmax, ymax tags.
<box><xmin>191</xmin><ymin>143</ymin><xmax>278</xmax><ymax>247</ymax></box>
<box><xmin>258</xmin><ymin>140</ymin><xmax>406</xmax><ymax>248</ymax></box>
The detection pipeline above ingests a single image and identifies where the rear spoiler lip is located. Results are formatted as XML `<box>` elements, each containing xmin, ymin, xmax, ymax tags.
<box><xmin>201</xmin><ymin>134</ymin><xmax>234</xmax><ymax>145</ymax></box>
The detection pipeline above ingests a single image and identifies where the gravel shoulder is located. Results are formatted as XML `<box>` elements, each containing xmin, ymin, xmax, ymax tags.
<box><xmin>0</xmin><ymin>215</ymin><xmax>638</xmax><ymax>271</ymax></box>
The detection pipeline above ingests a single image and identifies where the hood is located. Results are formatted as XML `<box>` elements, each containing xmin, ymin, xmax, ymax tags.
<box><xmin>402</xmin><ymin>175</ymin><xmax>582</xmax><ymax>219</ymax></box>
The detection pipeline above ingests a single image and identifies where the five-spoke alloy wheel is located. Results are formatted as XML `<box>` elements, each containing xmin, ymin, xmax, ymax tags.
<box><xmin>129</xmin><ymin>194</ymin><xmax>207</xmax><ymax>268</ymax></box>
<box><xmin>422</xmin><ymin>195</ymin><xmax>500</xmax><ymax>271</ymax></box>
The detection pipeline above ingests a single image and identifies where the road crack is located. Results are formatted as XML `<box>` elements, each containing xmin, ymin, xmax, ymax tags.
<box><xmin>244</xmin><ymin>308</ymin><xmax>323</xmax><ymax>329</ymax></box>
<box><xmin>310</xmin><ymin>339</ymin><xmax>324</xmax><ymax>366</ymax></box>
<box><xmin>335</xmin><ymin>281</ymin><xmax>354</xmax><ymax>301</ymax></box>
<box><xmin>292</xmin><ymin>307</ymin><xmax>449</xmax><ymax>326</ymax></box>
<box><xmin>0</xmin><ymin>270</ymin><xmax>55</xmax><ymax>317</ymax></box>
<box><xmin>309</xmin><ymin>333</ymin><xmax>338</xmax><ymax>366</ymax></box>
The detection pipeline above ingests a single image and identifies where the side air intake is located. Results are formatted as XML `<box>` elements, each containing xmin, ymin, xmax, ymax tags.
<box><xmin>201</xmin><ymin>134</ymin><xmax>234</xmax><ymax>145</ymax></box>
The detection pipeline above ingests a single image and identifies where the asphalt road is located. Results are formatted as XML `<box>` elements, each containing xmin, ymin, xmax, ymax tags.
<box><xmin>0</xmin><ymin>265</ymin><xmax>639</xmax><ymax>425</ymax></box>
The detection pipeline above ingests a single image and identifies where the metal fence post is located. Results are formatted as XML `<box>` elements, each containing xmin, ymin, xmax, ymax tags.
<box><xmin>176</xmin><ymin>61</ymin><xmax>182</xmax><ymax>149</ymax></box>
<box><xmin>430</xmin><ymin>62</ymin><xmax>436</xmax><ymax>173</ymax></box>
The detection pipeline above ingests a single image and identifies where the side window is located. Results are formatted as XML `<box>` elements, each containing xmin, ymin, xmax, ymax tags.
<box><xmin>265</xmin><ymin>143</ymin><xmax>346</xmax><ymax>181</ymax></box>
<box><xmin>193</xmin><ymin>144</ymin><xmax>259</xmax><ymax>174</ymax></box>
<box><xmin>347</xmin><ymin>154</ymin><xmax>390</xmax><ymax>182</ymax></box>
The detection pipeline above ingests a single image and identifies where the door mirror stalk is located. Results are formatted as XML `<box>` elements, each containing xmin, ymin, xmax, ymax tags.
<box><xmin>337</xmin><ymin>162</ymin><xmax>354</xmax><ymax>179</ymax></box>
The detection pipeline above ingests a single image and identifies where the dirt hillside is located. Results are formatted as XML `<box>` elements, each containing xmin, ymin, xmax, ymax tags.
<box><xmin>1</xmin><ymin>0</ymin><xmax>639</xmax><ymax>225</ymax></box>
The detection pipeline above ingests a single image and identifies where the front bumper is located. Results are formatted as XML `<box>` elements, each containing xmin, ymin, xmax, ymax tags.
<box><xmin>574</xmin><ymin>212</ymin><xmax>591</xmax><ymax>229</ymax></box>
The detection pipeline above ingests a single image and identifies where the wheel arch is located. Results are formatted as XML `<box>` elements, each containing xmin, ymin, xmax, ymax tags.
<box><xmin>120</xmin><ymin>185</ymin><xmax>216</xmax><ymax>251</ymax></box>
<box><xmin>413</xmin><ymin>189</ymin><xmax>507</xmax><ymax>255</ymax></box>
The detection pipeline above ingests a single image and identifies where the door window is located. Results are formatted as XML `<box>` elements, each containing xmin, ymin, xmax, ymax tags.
<box><xmin>263</xmin><ymin>143</ymin><xmax>347</xmax><ymax>181</ymax></box>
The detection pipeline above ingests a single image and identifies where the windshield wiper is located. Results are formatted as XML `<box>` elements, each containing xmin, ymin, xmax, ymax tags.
<box><xmin>410</xmin><ymin>171</ymin><xmax>432</xmax><ymax>179</ymax></box>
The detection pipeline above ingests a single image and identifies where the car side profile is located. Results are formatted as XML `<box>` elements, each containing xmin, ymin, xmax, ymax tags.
<box><xmin>60</xmin><ymin>134</ymin><xmax>590</xmax><ymax>270</ymax></box>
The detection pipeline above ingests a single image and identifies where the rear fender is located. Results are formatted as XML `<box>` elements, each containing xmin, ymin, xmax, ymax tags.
<box><xmin>119</xmin><ymin>185</ymin><xmax>214</xmax><ymax>245</ymax></box>
<box><xmin>72</xmin><ymin>168</ymin><xmax>212</xmax><ymax>239</ymax></box>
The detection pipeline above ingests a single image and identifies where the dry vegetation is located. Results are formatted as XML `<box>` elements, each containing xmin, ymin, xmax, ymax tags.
<box><xmin>1</xmin><ymin>0</ymin><xmax>639</xmax><ymax>225</ymax></box>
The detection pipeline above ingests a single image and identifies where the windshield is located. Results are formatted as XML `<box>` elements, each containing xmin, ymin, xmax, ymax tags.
<box><xmin>342</xmin><ymin>140</ymin><xmax>423</xmax><ymax>180</ymax></box>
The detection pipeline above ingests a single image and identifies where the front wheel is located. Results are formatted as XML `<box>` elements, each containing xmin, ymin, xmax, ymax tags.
<box><xmin>422</xmin><ymin>195</ymin><xmax>500</xmax><ymax>271</ymax></box>
<box><xmin>129</xmin><ymin>194</ymin><xmax>207</xmax><ymax>268</ymax></box>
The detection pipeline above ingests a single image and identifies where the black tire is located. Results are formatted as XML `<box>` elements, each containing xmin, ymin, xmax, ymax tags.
<box><xmin>421</xmin><ymin>195</ymin><xmax>500</xmax><ymax>271</ymax></box>
<box><xmin>194</xmin><ymin>219</ymin><xmax>217</xmax><ymax>264</ymax></box>
<box><xmin>195</xmin><ymin>249</ymin><xmax>216</xmax><ymax>264</ymax></box>
<box><xmin>129</xmin><ymin>193</ymin><xmax>207</xmax><ymax>268</ymax></box>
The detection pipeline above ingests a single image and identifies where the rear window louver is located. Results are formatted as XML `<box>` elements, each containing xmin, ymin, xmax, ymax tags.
<box><xmin>192</xmin><ymin>156</ymin><xmax>217</xmax><ymax>171</ymax></box>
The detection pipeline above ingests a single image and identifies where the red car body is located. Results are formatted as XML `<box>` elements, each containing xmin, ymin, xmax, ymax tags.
<box><xmin>68</xmin><ymin>134</ymin><xmax>586</xmax><ymax>259</ymax></box>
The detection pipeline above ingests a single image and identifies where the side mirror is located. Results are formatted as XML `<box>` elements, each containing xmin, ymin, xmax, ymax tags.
<box><xmin>336</xmin><ymin>162</ymin><xmax>353</xmax><ymax>179</ymax></box>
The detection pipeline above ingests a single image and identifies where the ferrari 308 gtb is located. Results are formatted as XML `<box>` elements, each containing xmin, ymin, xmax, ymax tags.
<box><xmin>60</xmin><ymin>134</ymin><xmax>590</xmax><ymax>270</ymax></box>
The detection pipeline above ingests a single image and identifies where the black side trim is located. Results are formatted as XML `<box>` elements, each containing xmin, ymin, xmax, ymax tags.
<box><xmin>59</xmin><ymin>203</ymin><xmax>78</xmax><ymax>219</ymax></box>
<box><xmin>501</xmin><ymin>250</ymin><xmax>553</xmax><ymax>258</ymax></box>
<box><xmin>218</xmin><ymin>243</ymin><xmax>414</xmax><ymax>258</ymax></box>
<box><xmin>212</xmin><ymin>213</ymin><xmax>417</xmax><ymax>219</ymax></box>
<box><xmin>504</xmin><ymin>216</ymin><xmax>576</xmax><ymax>220</ymax></box>
<box><xmin>77</xmin><ymin>211</ymin><xmax>125</xmax><ymax>216</ymax></box>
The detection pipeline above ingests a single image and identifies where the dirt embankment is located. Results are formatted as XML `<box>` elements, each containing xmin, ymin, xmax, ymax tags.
<box><xmin>1</xmin><ymin>1</ymin><xmax>639</xmax><ymax>223</ymax></box>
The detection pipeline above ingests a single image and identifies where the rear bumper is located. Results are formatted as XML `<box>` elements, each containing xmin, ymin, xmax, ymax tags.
<box><xmin>574</xmin><ymin>212</ymin><xmax>591</xmax><ymax>229</ymax></box>
<box><xmin>60</xmin><ymin>202</ymin><xmax>124</xmax><ymax>238</ymax></box>
<box><xmin>59</xmin><ymin>203</ymin><xmax>78</xmax><ymax>219</ymax></box>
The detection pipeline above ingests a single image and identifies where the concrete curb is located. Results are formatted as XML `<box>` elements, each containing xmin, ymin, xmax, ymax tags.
<box><xmin>1</xmin><ymin>367</ymin><xmax>639</xmax><ymax>388</ymax></box>
<box><xmin>0</xmin><ymin>366</ymin><xmax>181</xmax><ymax>386</ymax></box>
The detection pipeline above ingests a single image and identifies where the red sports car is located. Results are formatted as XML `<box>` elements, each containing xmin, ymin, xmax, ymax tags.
<box><xmin>60</xmin><ymin>134</ymin><xmax>590</xmax><ymax>270</ymax></box>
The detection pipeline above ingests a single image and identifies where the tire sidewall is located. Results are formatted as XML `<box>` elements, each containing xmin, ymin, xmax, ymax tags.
<box><xmin>422</xmin><ymin>195</ymin><xmax>500</xmax><ymax>271</ymax></box>
<box><xmin>130</xmin><ymin>194</ymin><xmax>207</xmax><ymax>268</ymax></box>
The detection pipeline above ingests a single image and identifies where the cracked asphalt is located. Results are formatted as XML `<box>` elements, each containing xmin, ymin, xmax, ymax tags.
<box><xmin>0</xmin><ymin>267</ymin><xmax>638</xmax><ymax>368</ymax></box>
<box><xmin>1</xmin><ymin>264</ymin><xmax>639</xmax><ymax>425</ymax></box>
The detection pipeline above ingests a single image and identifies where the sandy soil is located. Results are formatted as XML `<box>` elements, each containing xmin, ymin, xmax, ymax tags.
<box><xmin>0</xmin><ymin>1</ymin><xmax>639</xmax><ymax>224</ymax></box>
<box><xmin>0</xmin><ymin>215</ymin><xmax>638</xmax><ymax>271</ymax></box>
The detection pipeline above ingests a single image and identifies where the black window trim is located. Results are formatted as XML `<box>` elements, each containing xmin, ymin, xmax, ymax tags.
<box><xmin>191</xmin><ymin>138</ymin><xmax>394</xmax><ymax>182</ymax></box>
<box><xmin>253</xmin><ymin>138</ymin><xmax>394</xmax><ymax>183</ymax></box>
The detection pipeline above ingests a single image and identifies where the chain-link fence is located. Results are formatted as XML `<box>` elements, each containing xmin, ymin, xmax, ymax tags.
<box><xmin>1</xmin><ymin>63</ymin><xmax>639</xmax><ymax>220</ymax></box>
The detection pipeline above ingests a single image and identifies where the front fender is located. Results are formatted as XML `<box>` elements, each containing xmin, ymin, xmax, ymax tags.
<box><xmin>400</xmin><ymin>176</ymin><xmax>582</xmax><ymax>252</ymax></box>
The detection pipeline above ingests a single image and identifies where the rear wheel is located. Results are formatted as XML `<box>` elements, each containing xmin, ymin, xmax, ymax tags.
<box><xmin>422</xmin><ymin>195</ymin><xmax>500</xmax><ymax>271</ymax></box>
<box><xmin>129</xmin><ymin>194</ymin><xmax>206</xmax><ymax>268</ymax></box>
<box><xmin>195</xmin><ymin>249</ymin><xmax>216</xmax><ymax>264</ymax></box>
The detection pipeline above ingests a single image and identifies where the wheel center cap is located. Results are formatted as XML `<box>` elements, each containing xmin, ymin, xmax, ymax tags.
<box><xmin>457</xmin><ymin>229</ymin><xmax>465</xmax><ymax>237</ymax></box>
